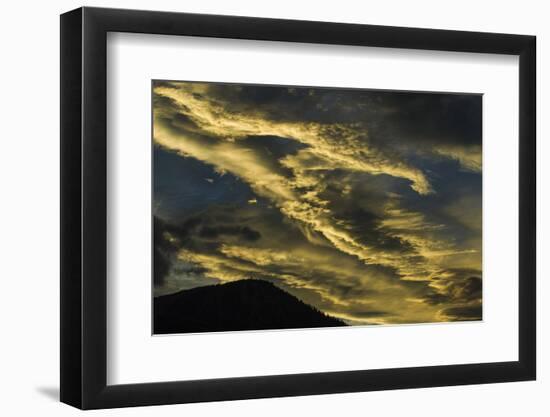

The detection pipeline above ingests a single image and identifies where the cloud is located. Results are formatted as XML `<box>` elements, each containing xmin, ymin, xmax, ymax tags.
<box><xmin>152</xmin><ymin>81</ymin><xmax>483</xmax><ymax>325</ymax></box>
<box><xmin>433</xmin><ymin>144</ymin><xmax>482</xmax><ymax>172</ymax></box>
<box><xmin>199</xmin><ymin>225</ymin><xmax>261</xmax><ymax>241</ymax></box>
<box><xmin>440</xmin><ymin>305</ymin><xmax>482</xmax><ymax>321</ymax></box>
<box><xmin>154</xmin><ymin>83</ymin><xmax>433</xmax><ymax>195</ymax></box>
<box><xmin>153</xmin><ymin>216</ymin><xmax>178</xmax><ymax>286</ymax></box>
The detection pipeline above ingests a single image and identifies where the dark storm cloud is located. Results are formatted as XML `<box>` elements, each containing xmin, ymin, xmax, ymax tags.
<box><xmin>334</xmin><ymin>209</ymin><xmax>412</xmax><ymax>253</ymax></box>
<box><xmin>351</xmin><ymin>310</ymin><xmax>391</xmax><ymax>318</ymax></box>
<box><xmin>366</xmin><ymin>92</ymin><xmax>482</xmax><ymax>145</ymax></box>
<box><xmin>423</xmin><ymin>276</ymin><xmax>481</xmax><ymax>305</ymax></box>
<box><xmin>194</xmin><ymin>82</ymin><xmax>481</xmax><ymax>154</ymax></box>
<box><xmin>423</xmin><ymin>291</ymin><xmax>451</xmax><ymax>306</ymax></box>
<box><xmin>455</xmin><ymin>276</ymin><xmax>482</xmax><ymax>301</ymax></box>
<box><xmin>238</xmin><ymin>135</ymin><xmax>308</xmax><ymax>172</ymax></box>
<box><xmin>157</xmin><ymin>212</ymin><xmax>262</xmax><ymax>248</ymax></box>
<box><xmin>153</xmin><ymin>208</ymin><xmax>264</xmax><ymax>293</ymax></box>
<box><xmin>199</xmin><ymin>225</ymin><xmax>261</xmax><ymax>241</ymax></box>
<box><xmin>153</xmin><ymin>216</ymin><xmax>177</xmax><ymax>286</ymax></box>
<box><xmin>441</xmin><ymin>305</ymin><xmax>482</xmax><ymax>321</ymax></box>
<box><xmin>152</xmin><ymin>80</ymin><xmax>483</xmax><ymax>324</ymax></box>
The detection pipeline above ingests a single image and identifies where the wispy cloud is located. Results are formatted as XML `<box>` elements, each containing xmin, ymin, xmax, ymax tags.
<box><xmin>152</xmin><ymin>81</ymin><xmax>482</xmax><ymax>324</ymax></box>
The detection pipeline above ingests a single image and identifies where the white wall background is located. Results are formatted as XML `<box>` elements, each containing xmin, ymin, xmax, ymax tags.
<box><xmin>0</xmin><ymin>0</ymin><xmax>546</xmax><ymax>415</ymax></box>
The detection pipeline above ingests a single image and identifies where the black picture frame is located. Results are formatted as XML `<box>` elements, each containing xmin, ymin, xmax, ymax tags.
<box><xmin>60</xmin><ymin>6</ymin><xmax>536</xmax><ymax>410</ymax></box>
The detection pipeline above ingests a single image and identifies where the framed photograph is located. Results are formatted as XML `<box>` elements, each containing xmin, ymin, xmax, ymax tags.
<box><xmin>60</xmin><ymin>7</ymin><xmax>536</xmax><ymax>409</ymax></box>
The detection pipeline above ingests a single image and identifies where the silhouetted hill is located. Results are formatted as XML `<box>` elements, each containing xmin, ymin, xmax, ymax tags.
<box><xmin>154</xmin><ymin>279</ymin><xmax>347</xmax><ymax>334</ymax></box>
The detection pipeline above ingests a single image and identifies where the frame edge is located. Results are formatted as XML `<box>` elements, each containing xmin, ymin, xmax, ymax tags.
<box><xmin>60</xmin><ymin>7</ymin><xmax>84</xmax><ymax>409</ymax></box>
<box><xmin>518</xmin><ymin>34</ymin><xmax>536</xmax><ymax>380</ymax></box>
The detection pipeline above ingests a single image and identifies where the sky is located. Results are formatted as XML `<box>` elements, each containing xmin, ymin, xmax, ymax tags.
<box><xmin>152</xmin><ymin>80</ymin><xmax>482</xmax><ymax>325</ymax></box>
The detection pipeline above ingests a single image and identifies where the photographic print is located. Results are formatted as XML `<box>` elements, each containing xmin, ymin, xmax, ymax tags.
<box><xmin>152</xmin><ymin>80</ymin><xmax>482</xmax><ymax>335</ymax></box>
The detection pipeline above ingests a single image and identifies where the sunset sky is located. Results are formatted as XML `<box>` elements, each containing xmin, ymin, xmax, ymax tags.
<box><xmin>152</xmin><ymin>80</ymin><xmax>482</xmax><ymax>325</ymax></box>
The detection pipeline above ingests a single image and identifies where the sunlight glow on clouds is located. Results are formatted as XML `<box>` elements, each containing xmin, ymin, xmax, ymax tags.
<box><xmin>153</xmin><ymin>81</ymin><xmax>482</xmax><ymax>325</ymax></box>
